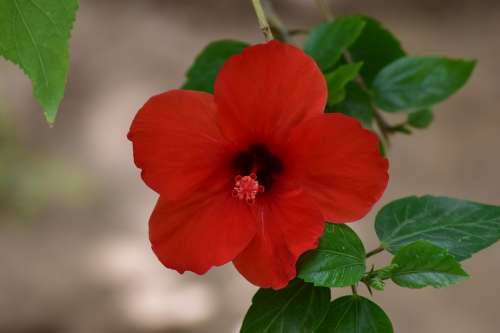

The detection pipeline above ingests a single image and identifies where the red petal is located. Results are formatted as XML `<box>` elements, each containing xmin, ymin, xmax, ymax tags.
<box><xmin>214</xmin><ymin>40</ymin><xmax>327</xmax><ymax>147</ymax></box>
<box><xmin>128</xmin><ymin>90</ymin><xmax>233</xmax><ymax>200</ymax></box>
<box><xmin>287</xmin><ymin>113</ymin><xmax>389</xmax><ymax>222</ymax></box>
<box><xmin>150</xmin><ymin>192</ymin><xmax>257</xmax><ymax>275</ymax></box>
<box><xmin>233</xmin><ymin>187</ymin><xmax>324</xmax><ymax>289</ymax></box>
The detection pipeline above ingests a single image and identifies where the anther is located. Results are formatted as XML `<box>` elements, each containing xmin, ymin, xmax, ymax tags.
<box><xmin>232</xmin><ymin>173</ymin><xmax>265</xmax><ymax>203</ymax></box>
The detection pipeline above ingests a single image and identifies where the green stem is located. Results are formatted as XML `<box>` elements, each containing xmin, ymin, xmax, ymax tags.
<box><xmin>251</xmin><ymin>0</ymin><xmax>274</xmax><ymax>41</ymax></box>
<box><xmin>366</xmin><ymin>245</ymin><xmax>385</xmax><ymax>258</ymax></box>
<box><xmin>262</xmin><ymin>0</ymin><xmax>290</xmax><ymax>42</ymax></box>
<box><xmin>351</xmin><ymin>284</ymin><xmax>358</xmax><ymax>295</ymax></box>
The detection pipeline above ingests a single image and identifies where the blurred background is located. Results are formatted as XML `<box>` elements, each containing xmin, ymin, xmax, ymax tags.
<box><xmin>0</xmin><ymin>0</ymin><xmax>499</xmax><ymax>332</ymax></box>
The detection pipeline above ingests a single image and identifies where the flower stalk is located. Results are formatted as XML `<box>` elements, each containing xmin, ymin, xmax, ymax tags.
<box><xmin>251</xmin><ymin>0</ymin><xmax>274</xmax><ymax>41</ymax></box>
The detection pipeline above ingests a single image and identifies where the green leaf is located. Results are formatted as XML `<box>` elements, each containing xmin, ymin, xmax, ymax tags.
<box><xmin>240</xmin><ymin>279</ymin><xmax>330</xmax><ymax>333</ymax></box>
<box><xmin>182</xmin><ymin>40</ymin><xmax>248</xmax><ymax>93</ymax></box>
<box><xmin>375</xmin><ymin>195</ymin><xmax>500</xmax><ymax>261</ymax></box>
<box><xmin>316</xmin><ymin>295</ymin><xmax>393</xmax><ymax>333</ymax></box>
<box><xmin>373</xmin><ymin>56</ymin><xmax>476</xmax><ymax>112</ymax></box>
<box><xmin>349</xmin><ymin>16</ymin><xmax>405</xmax><ymax>86</ymax></box>
<box><xmin>329</xmin><ymin>82</ymin><xmax>373</xmax><ymax>128</ymax></box>
<box><xmin>391</xmin><ymin>240</ymin><xmax>469</xmax><ymax>289</ymax></box>
<box><xmin>298</xmin><ymin>224</ymin><xmax>366</xmax><ymax>288</ymax></box>
<box><xmin>0</xmin><ymin>0</ymin><xmax>79</xmax><ymax>124</ymax></box>
<box><xmin>304</xmin><ymin>16</ymin><xmax>365</xmax><ymax>71</ymax></box>
<box><xmin>325</xmin><ymin>62</ymin><xmax>363</xmax><ymax>105</ymax></box>
<box><xmin>364</xmin><ymin>264</ymin><xmax>399</xmax><ymax>292</ymax></box>
<box><xmin>407</xmin><ymin>108</ymin><xmax>434</xmax><ymax>129</ymax></box>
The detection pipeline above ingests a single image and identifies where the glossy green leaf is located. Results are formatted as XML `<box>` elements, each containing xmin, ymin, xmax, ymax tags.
<box><xmin>182</xmin><ymin>40</ymin><xmax>248</xmax><ymax>93</ymax></box>
<box><xmin>349</xmin><ymin>16</ymin><xmax>405</xmax><ymax>86</ymax></box>
<box><xmin>407</xmin><ymin>108</ymin><xmax>434</xmax><ymax>129</ymax></box>
<box><xmin>330</xmin><ymin>82</ymin><xmax>373</xmax><ymax>128</ymax></box>
<box><xmin>0</xmin><ymin>0</ymin><xmax>79</xmax><ymax>123</ymax></box>
<box><xmin>391</xmin><ymin>240</ymin><xmax>469</xmax><ymax>289</ymax></box>
<box><xmin>375</xmin><ymin>195</ymin><xmax>500</xmax><ymax>260</ymax></box>
<box><xmin>304</xmin><ymin>16</ymin><xmax>365</xmax><ymax>71</ymax></box>
<box><xmin>325</xmin><ymin>62</ymin><xmax>363</xmax><ymax>105</ymax></box>
<box><xmin>298</xmin><ymin>224</ymin><xmax>366</xmax><ymax>288</ymax></box>
<box><xmin>316</xmin><ymin>295</ymin><xmax>393</xmax><ymax>333</ymax></box>
<box><xmin>240</xmin><ymin>279</ymin><xmax>330</xmax><ymax>333</ymax></box>
<box><xmin>373</xmin><ymin>56</ymin><xmax>476</xmax><ymax>112</ymax></box>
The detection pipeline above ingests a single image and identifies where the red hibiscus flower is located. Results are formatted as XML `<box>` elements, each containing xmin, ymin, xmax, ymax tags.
<box><xmin>128</xmin><ymin>40</ymin><xmax>388</xmax><ymax>289</ymax></box>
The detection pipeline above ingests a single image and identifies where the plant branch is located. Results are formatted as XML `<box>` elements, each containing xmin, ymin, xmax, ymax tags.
<box><xmin>288</xmin><ymin>28</ymin><xmax>309</xmax><ymax>36</ymax></box>
<box><xmin>251</xmin><ymin>0</ymin><xmax>274</xmax><ymax>41</ymax></box>
<box><xmin>366</xmin><ymin>245</ymin><xmax>385</xmax><ymax>258</ymax></box>
<box><xmin>262</xmin><ymin>0</ymin><xmax>290</xmax><ymax>42</ymax></box>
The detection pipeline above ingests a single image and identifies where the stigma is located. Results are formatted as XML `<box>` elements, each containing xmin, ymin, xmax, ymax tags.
<box><xmin>232</xmin><ymin>173</ymin><xmax>265</xmax><ymax>204</ymax></box>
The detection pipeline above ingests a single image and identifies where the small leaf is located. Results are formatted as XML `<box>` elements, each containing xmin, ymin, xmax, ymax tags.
<box><xmin>0</xmin><ymin>0</ymin><xmax>79</xmax><ymax>123</ymax></box>
<box><xmin>349</xmin><ymin>16</ymin><xmax>405</xmax><ymax>86</ymax></box>
<box><xmin>391</xmin><ymin>240</ymin><xmax>469</xmax><ymax>289</ymax></box>
<box><xmin>329</xmin><ymin>82</ymin><xmax>373</xmax><ymax>128</ymax></box>
<box><xmin>298</xmin><ymin>224</ymin><xmax>366</xmax><ymax>288</ymax></box>
<box><xmin>240</xmin><ymin>279</ymin><xmax>330</xmax><ymax>333</ymax></box>
<box><xmin>182</xmin><ymin>40</ymin><xmax>248</xmax><ymax>93</ymax></box>
<box><xmin>375</xmin><ymin>195</ymin><xmax>500</xmax><ymax>260</ymax></box>
<box><xmin>365</xmin><ymin>264</ymin><xmax>399</xmax><ymax>292</ymax></box>
<box><xmin>304</xmin><ymin>16</ymin><xmax>365</xmax><ymax>71</ymax></box>
<box><xmin>407</xmin><ymin>108</ymin><xmax>434</xmax><ymax>129</ymax></box>
<box><xmin>368</xmin><ymin>277</ymin><xmax>385</xmax><ymax>291</ymax></box>
<box><xmin>373</xmin><ymin>56</ymin><xmax>476</xmax><ymax>112</ymax></box>
<box><xmin>316</xmin><ymin>295</ymin><xmax>394</xmax><ymax>333</ymax></box>
<box><xmin>325</xmin><ymin>62</ymin><xmax>363</xmax><ymax>105</ymax></box>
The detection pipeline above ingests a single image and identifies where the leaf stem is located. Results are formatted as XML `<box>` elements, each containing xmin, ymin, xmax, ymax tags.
<box><xmin>366</xmin><ymin>245</ymin><xmax>385</xmax><ymax>258</ymax></box>
<box><xmin>351</xmin><ymin>284</ymin><xmax>358</xmax><ymax>295</ymax></box>
<box><xmin>251</xmin><ymin>0</ymin><xmax>274</xmax><ymax>41</ymax></box>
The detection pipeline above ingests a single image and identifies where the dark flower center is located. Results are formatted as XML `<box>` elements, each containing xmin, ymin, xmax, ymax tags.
<box><xmin>232</xmin><ymin>143</ymin><xmax>284</xmax><ymax>191</ymax></box>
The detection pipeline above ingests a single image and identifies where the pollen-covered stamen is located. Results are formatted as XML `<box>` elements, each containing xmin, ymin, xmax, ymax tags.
<box><xmin>232</xmin><ymin>173</ymin><xmax>265</xmax><ymax>203</ymax></box>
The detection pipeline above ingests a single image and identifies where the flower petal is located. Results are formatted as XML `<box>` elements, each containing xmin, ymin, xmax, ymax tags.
<box><xmin>128</xmin><ymin>90</ymin><xmax>233</xmax><ymax>200</ymax></box>
<box><xmin>287</xmin><ymin>113</ymin><xmax>389</xmax><ymax>222</ymax></box>
<box><xmin>214</xmin><ymin>40</ymin><xmax>327</xmax><ymax>146</ymax></box>
<box><xmin>233</xmin><ymin>188</ymin><xmax>324</xmax><ymax>289</ymax></box>
<box><xmin>150</xmin><ymin>192</ymin><xmax>257</xmax><ymax>275</ymax></box>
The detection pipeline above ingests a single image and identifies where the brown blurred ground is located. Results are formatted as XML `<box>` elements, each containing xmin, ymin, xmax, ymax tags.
<box><xmin>0</xmin><ymin>0</ymin><xmax>499</xmax><ymax>332</ymax></box>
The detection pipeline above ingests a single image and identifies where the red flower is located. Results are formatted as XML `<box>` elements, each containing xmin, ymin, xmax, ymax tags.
<box><xmin>128</xmin><ymin>40</ymin><xmax>388</xmax><ymax>289</ymax></box>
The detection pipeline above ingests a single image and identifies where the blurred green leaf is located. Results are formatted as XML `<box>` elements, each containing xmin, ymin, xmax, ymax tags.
<box><xmin>182</xmin><ymin>40</ymin><xmax>248</xmax><ymax>93</ymax></box>
<box><xmin>0</xmin><ymin>0</ymin><xmax>79</xmax><ymax>123</ymax></box>
<box><xmin>373</xmin><ymin>56</ymin><xmax>476</xmax><ymax>112</ymax></box>
<box><xmin>375</xmin><ymin>195</ymin><xmax>500</xmax><ymax>260</ymax></box>
<box><xmin>0</xmin><ymin>111</ymin><xmax>92</xmax><ymax>222</ymax></box>
<box><xmin>349</xmin><ymin>16</ymin><xmax>405</xmax><ymax>86</ymax></box>
<box><xmin>316</xmin><ymin>295</ymin><xmax>394</xmax><ymax>333</ymax></box>
<box><xmin>304</xmin><ymin>16</ymin><xmax>365</xmax><ymax>71</ymax></box>
<box><xmin>391</xmin><ymin>240</ymin><xmax>469</xmax><ymax>289</ymax></box>
<box><xmin>407</xmin><ymin>108</ymin><xmax>434</xmax><ymax>129</ymax></box>
<box><xmin>329</xmin><ymin>82</ymin><xmax>373</xmax><ymax>128</ymax></box>
<box><xmin>325</xmin><ymin>62</ymin><xmax>363</xmax><ymax>105</ymax></box>
<box><xmin>298</xmin><ymin>224</ymin><xmax>366</xmax><ymax>288</ymax></box>
<box><xmin>240</xmin><ymin>279</ymin><xmax>330</xmax><ymax>333</ymax></box>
